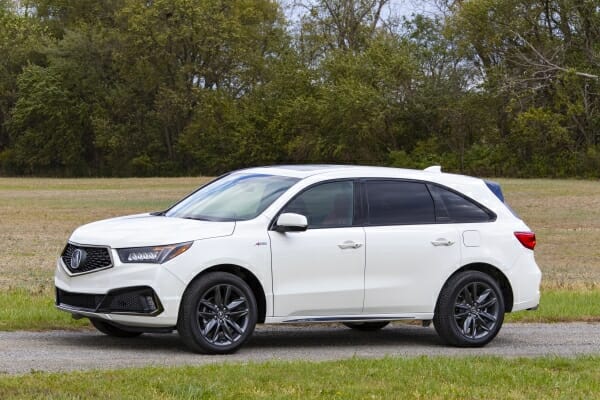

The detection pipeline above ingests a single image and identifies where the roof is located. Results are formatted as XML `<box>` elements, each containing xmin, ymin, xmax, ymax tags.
<box><xmin>238</xmin><ymin>164</ymin><xmax>458</xmax><ymax>180</ymax></box>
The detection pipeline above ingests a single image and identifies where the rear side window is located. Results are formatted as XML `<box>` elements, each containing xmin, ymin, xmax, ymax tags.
<box><xmin>428</xmin><ymin>184</ymin><xmax>492</xmax><ymax>223</ymax></box>
<box><xmin>366</xmin><ymin>181</ymin><xmax>435</xmax><ymax>225</ymax></box>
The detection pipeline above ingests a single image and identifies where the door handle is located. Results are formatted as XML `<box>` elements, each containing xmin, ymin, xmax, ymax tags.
<box><xmin>431</xmin><ymin>238</ymin><xmax>455</xmax><ymax>247</ymax></box>
<box><xmin>338</xmin><ymin>241</ymin><xmax>363</xmax><ymax>249</ymax></box>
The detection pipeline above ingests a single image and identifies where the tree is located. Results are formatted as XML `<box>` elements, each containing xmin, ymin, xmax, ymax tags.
<box><xmin>109</xmin><ymin>0</ymin><xmax>288</xmax><ymax>174</ymax></box>
<box><xmin>8</xmin><ymin>65</ymin><xmax>93</xmax><ymax>175</ymax></box>
<box><xmin>445</xmin><ymin>0</ymin><xmax>600</xmax><ymax>175</ymax></box>
<box><xmin>0</xmin><ymin>1</ymin><xmax>48</xmax><ymax>167</ymax></box>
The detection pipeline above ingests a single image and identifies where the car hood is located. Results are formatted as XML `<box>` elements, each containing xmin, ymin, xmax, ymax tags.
<box><xmin>69</xmin><ymin>213</ymin><xmax>235</xmax><ymax>248</ymax></box>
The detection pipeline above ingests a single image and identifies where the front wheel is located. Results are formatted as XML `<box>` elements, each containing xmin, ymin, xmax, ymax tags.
<box><xmin>178</xmin><ymin>272</ymin><xmax>257</xmax><ymax>354</ymax></box>
<box><xmin>433</xmin><ymin>271</ymin><xmax>505</xmax><ymax>347</ymax></box>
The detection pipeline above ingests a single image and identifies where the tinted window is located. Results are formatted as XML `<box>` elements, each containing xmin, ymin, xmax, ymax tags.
<box><xmin>429</xmin><ymin>185</ymin><xmax>491</xmax><ymax>223</ymax></box>
<box><xmin>366</xmin><ymin>181</ymin><xmax>435</xmax><ymax>225</ymax></box>
<box><xmin>283</xmin><ymin>181</ymin><xmax>354</xmax><ymax>228</ymax></box>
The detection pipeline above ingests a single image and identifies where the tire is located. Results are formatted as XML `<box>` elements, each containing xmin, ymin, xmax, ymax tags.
<box><xmin>343</xmin><ymin>321</ymin><xmax>390</xmax><ymax>331</ymax></box>
<box><xmin>177</xmin><ymin>272</ymin><xmax>258</xmax><ymax>354</ymax></box>
<box><xmin>433</xmin><ymin>271</ymin><xmax>505</xmax><ymax>347</ymax></box>
<box><xmin>90</xmin><ymin>319</ymin><xmax>143</xmax><ymax>338</ymax></box>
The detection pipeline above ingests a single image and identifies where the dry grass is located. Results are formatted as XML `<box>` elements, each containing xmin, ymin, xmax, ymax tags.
<box><xmin>498</xmin><ymin>179</ymin><xmax>600</xmax><ymax>289</ymax></box>
<box><xmin>0</xmin><ymin>177</ymin><xmax>598</xmax><ymax>291</ymax></box>
<box><xmin>0</xmin><ymin>177</ymin><xmax>208</xmax><ymax>291</ymax></box>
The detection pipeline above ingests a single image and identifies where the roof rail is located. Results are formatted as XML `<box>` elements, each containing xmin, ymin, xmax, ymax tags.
<box><xmin>424</xmin><ymin>165</ymin><xmax>442</xmax><ymax>173</ymax></box>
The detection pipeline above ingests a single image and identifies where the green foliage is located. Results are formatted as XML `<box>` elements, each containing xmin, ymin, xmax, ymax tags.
<box><xmin>0</xmin><ymin>0</ymin><xmax>600</xmax><ymax>177</ymax></box>
<box><xmin>8</xmin><ymin>65</ymin><xmax>93</xmax><ymax>175</ymax></box>
<box><xmin>0</xmin><ymin>4</ymin><xmax>49</xmax><ymax>162</ymax></box>
<box><xmin>508</xmin><ymin>108</ymin><xmax>572</xmax><ymax>176</ymax></box>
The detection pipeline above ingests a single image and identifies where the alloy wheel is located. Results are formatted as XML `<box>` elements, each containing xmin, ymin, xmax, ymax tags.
<box><xmin>197</xmin><ymin>284</ymin><xmax>250</xmax><ymax>346</ymax></box>
<box><xmin>453</xmin><ymin>281</ymin><xmax>499</xmax><ymax>340</ymax></box>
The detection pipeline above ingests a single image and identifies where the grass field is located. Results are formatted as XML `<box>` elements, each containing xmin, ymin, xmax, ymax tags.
<box><xmin>0</xmin><ymin>177</ymin><xmax>599</xmax><ymax>330</ymax></box>
<box><xmin>499</xmin><ymin>179</ymin><xmax>600</xmax><ymax>289</ymax></box>
<box><xmin>1</xmin><ymin>356</ymin><xmax>599</xmax><ymax>399</ymax></box>
<box><xmin>0</xmin><ymin>177</ymin><xmax>207</xmax><ymax>291</ymax></box>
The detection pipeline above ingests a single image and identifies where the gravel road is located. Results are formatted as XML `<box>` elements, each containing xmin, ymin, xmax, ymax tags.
<box><xmin>1</xmin><ymin>322</ymin><xmax>598</xmax><ymax>375</ymax></box>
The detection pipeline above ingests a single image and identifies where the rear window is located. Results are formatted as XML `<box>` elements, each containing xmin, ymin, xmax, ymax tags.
<box><xmin>428</xmin><ymin>184</ymin><xmax>493</xmax><ymax>223</ymax></box>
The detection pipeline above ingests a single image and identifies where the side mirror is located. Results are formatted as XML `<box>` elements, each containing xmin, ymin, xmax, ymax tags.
<box><xmin>274</xmin><ymin>213</ymin><xmax>308</xmax><ymax>232</ymax></box>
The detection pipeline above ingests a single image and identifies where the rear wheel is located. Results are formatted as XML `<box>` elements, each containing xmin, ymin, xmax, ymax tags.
<box><xmin>178</xmin><ymin>272</ymin><xmax>257</xmax><ymax>354</ymax></box>
<box><xmin>433</xmin><ymin>271</ymin><xmax>504</xmax><ymax>347</ymax></box>
<box><xmin>90</xmin><ymin>319</ymin><xmax>143</xmax><ymax>338</ymax></box>
<box><xmin>343</xmin><ymin>321</ymin><xmax>390</xmax><ymax>331</ymax></box>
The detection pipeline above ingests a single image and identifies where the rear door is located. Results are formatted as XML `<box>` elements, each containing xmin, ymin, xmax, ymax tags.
<box><xmin>362</xmin><ymin>180</ymin><xmax>461</xmax><ymax>314</ymax></box>
<box><xmin>427</xmin><ymin>183</ymin><xmax>497</xmax><ymax>266</ymax></box>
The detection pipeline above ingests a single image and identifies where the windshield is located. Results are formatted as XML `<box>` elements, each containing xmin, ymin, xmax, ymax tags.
<box><xmin>165</xmin><ymin>173</ymin><xmax>299</xmax><ymax>221</ymax></box>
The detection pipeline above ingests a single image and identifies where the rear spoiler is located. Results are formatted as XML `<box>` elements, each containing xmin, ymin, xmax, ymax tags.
<box><xmin>424</xmin><ymin>165</ymin><xmax>442</xmax><ymax>173</ymax></box>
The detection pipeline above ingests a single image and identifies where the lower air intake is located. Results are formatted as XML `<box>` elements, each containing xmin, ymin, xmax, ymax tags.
<box><xmin>56</xmin><ymin>286</ymin><xmax>162</xmax><ymax>315</ymax></box>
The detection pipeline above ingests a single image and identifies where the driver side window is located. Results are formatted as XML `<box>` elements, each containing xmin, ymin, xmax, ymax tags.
<box><xmin>283</xmin><ymin>181</ymin><xmax>354</xmax><ymax>229</ymax></box>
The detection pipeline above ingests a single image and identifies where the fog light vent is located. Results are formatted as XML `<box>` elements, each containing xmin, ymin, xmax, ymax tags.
<box><xmin>97</xmin><ymin>286</ymin><xmax>162</xmax><ymax>315</ymax></box>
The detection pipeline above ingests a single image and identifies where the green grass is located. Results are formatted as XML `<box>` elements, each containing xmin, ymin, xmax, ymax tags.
<box><xmin>0</xmin><ymin>288</ymin><xmax>88</xmax><ymax>331</ymax></box>
<box><xmin>1</xmin><ymin>356</ymin><xmax>599</xmax><ymax>399</ymax></box>
<box><xmin>1</xmin><ymin>287</ymin><xmax>598</xmax><ymax>331</ymax></box>
<box><xmin>506</xmin><ymin>289</ymin><xmax>600</xmax><ymax>323</ymax></box>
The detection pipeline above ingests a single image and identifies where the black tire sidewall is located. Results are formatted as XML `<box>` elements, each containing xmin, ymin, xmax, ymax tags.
<box><xmin>434</xmin><ymin>271</ymin><xmax>505</xmax><ymax>347</ymax></box>
<box><xmin>178</xmin><ymin>272</ymin><xmax>258</xmax><ymax>354</ymax></box>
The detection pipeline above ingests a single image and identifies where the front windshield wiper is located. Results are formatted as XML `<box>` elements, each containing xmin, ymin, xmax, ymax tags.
<box><xmin>181</xmin><ymin>215</ymin><xmax>238</xmax><ymax>222</ymax></box>
<box><xmin>182</xmin><ymin>216</ymin><xmax>213</xmax><ymax>221</ymax></box>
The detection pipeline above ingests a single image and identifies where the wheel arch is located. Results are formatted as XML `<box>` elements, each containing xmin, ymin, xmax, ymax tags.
<box><xmin>440</xmin><ymin>263</ymin><xmax>514</xmax><ymax>312</ymax></box>
<box><xmin>183</xmin><ymin>264</ymin><xmax>267</xmax><ymax>323</ymax></box>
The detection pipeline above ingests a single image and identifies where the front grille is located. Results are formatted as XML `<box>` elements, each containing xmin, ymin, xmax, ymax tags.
<box><xmin>61</xmin><ymin>243</ymin><xmax>112</xmax><ymax>274</ymax></box>
<box><xmin>56</xmin><ymin>288</ymin><xmax>104</xmax><ymax>311</ymax></box>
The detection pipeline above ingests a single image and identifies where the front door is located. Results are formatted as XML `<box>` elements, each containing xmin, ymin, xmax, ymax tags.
<box><xmin>268</xmin><ymin>180</ymin><xmax>365</xmax><ymax>317</ymax></box>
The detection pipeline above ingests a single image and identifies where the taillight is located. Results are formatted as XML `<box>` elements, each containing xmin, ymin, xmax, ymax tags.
<box><xmin>514</xmin><ymin>231</ymin><xmax>536</xmax><ymax>250</ymax></box>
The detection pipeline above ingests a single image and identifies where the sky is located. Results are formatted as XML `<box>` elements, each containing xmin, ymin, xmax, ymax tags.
<box><xmin>282</xmin><ymin>0</ymin><xmax>440</xmax><ymax>23</ymax></box>
<box><xmin>387</xmin><ymin>0</ymin><xmax>440</xmax><ymax>18</ymax></box>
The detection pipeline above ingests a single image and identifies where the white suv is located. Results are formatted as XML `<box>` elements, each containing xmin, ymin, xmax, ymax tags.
<box><xmin>55</xmin><ymin>165</ymin><xmax>541</xmax><ymax>353</ymax></box>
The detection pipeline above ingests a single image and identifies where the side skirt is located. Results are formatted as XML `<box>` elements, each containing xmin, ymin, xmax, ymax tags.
<box><xmin>265</xmin><ymin>313</ymin><xmax>435</xmax><ymax>324</ymax></box>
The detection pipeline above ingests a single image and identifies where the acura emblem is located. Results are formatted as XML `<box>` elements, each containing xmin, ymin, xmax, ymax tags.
<box><xmin>70</xmin><ymin>248</ymin><xmax>86</xmax><ymax>270</ymax></box>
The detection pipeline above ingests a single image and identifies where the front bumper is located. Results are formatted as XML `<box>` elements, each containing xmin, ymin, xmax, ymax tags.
<box><xmin>54</xmin><ymin>253</ymin><xmax>186</xmax><ymax>328</ymax></box>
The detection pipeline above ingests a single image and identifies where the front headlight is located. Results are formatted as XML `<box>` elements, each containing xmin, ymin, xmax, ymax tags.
<box><xmin>117</xmin><ymin>242</ymin><xmax>193</xmax><ymax>264</ymax></box>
